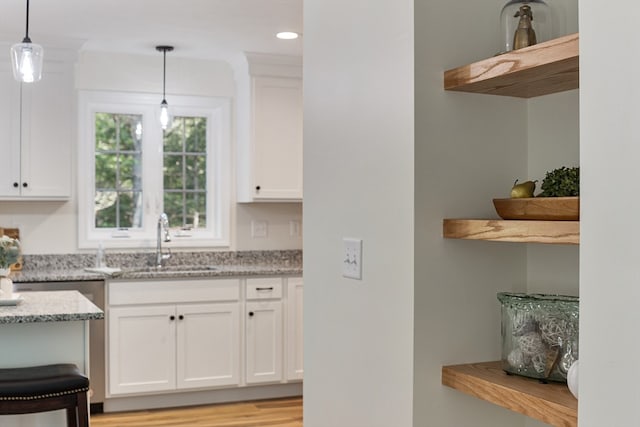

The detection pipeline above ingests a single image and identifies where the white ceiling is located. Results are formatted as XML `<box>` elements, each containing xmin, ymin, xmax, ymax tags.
<box><xmin>0</xmin><ymin>0</ymin><xmax>303</xmax><ymax>61</ymax></box>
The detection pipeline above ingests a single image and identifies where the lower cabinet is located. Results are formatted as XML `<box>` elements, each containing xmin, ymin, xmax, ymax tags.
<box><xmin>287</xmin><ymin>277</ymin><xmax>304</xmax><ymax>380</ymax></box>
<box><xmin>177</xmin><ymin>303</ymin><xmax>240</xmax><ymax>389</ymax></box>
<box><xmin>245</xmin><ymin>277</ymin><xmax>284</xmax><ymax>384</ymax></box>
<box><xmin>107</xmin><ymin>276</ymin><xmax>301</xmax><ymax>399</ymax></box>
<box><xmin>108</xmin><ymin>305</ymin><xmax>177</xmax><ymax>395</ymax></box>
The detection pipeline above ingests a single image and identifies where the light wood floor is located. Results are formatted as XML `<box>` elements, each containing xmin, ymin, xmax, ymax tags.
<box><xmin>90</xmin><ymin>397</ymin><xmax>303</xmax><ymax>427</ymax></box>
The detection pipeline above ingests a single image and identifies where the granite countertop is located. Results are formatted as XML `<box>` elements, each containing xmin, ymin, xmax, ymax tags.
<box><xmin>0</xmin><ymin>291</ymin><xmax>104</xmax><ymax>324</ymax></box>
<box><xmin>10</xmin><ymin>264</ymin><xmax>303</xmax><ymax>283</ymax></box>
<box><xmin>9</xmin><ymin>250</ymin><xmax>303</xmax><ymax>283</ymax></box>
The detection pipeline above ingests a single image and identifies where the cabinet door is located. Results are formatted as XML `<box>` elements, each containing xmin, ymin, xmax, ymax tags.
<box><xmin>0</xmin><ymin>65</ymin><xmax>22</xmax><ymax>197</ymax></box>
<box><xmin>176</xmin><ymin>303</ymin><xmax>240</xmax><ymax>389</ymax></box>
<box><xmin>286</xmin><ymin>278</ymin><xmax>304</xmax><ymax>380</ymax></box>
<box><xmin>108</xmin><ymin>305</ymin><xmax>176</xmax><ymax>395</ymax></box>
<box><xmin>251</xmin><ymin>76</ymin><xmax>303</xmax><ymax>201</ymax></box>
<box><xmin>19</xmin><ymin>61</ymin><xmax>73</xmax><ymax>198</ymax></box>
<box><xmin>246</xmin><ymin>300</ymin><xmax>283</xmax><ymax>384</ymax></box>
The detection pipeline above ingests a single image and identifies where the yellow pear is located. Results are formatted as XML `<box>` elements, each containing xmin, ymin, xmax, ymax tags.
<box><xmin>510</xmin><ymin>179</ymin><xmax>537</xmax><ymax>198</ymax></box>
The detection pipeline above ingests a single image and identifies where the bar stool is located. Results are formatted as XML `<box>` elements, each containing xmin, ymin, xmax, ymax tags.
<box><xmin>0</xmin><ymin>364</ymin><xmax>89</xmax><ymax>427</ymax></box>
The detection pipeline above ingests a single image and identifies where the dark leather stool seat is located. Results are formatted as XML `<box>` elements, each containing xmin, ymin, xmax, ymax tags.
<box><xmin>0</xmin><ymin>364</ymin><xmax>89</xmax><ymax>427</ymax></box>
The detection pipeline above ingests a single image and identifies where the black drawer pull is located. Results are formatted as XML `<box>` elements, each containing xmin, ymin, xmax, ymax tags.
<box><xmin>255</xmin><ymin>287</ymin><xmax>274</xmax><ymax>291</ymax></box>
<box><xmin>248</xmin><ymin>311</ymin><xmax>254</xmax><ymax>317</ymax></box>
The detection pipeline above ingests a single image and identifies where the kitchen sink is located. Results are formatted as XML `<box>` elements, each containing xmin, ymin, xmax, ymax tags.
<box><xmin>120</xmin><ymin>265</ymin><xmax>219</xmax><ymax>273</ymax></box>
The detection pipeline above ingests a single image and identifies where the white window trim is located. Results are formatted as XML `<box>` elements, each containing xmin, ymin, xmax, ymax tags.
<box><xmin>78</xmin><ymin>90</ymin><xmax>231</xmax><ymax>249</ymax></box>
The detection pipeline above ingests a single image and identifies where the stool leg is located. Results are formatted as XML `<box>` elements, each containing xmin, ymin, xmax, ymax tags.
<box><xmin>66</xmin><ymin>406</ymin><xmax>78</xmax><ymax>427</ymax></box>
<box><xmin>77</xmin><ymin>391</ymin><xmax>89</xmax><ymax>427</ymax></box>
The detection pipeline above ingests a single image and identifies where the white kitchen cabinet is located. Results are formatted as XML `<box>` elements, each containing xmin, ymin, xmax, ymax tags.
<box><xmin>0</xmin><ymin>55</ymin><xmax>74</xmax><ymax>199</ymax></box>
<box><xmin>176</xmin><ymin>303</ymin><xmax>240</xmax><ymax>389</ymax></box>
<box><xmin>235</xmin><ymin>53</ymin><xmax>303</xmax><ymax>202</ymax></box>
<box><xmin>286</xmin><ymin>277</ymin><xmax>304</xmax><ymax>380</ymax></box>
<box><xmin>106</xmin><ymin>275</ymin><xmax>301</xmax><ymax>403</ymax></box>
<box><xmin>107</xmin><ymin>279</ymin><xmax>241</xmax><ymax>396</ymax></box>
<box><xmin>245</xmin><ymin>278</ymin><xmax>284</xmax><ymax>384</ymax></box>
<box><xmin>108</xmin><ymin>305</ymin><xmax>177</xmax><ymax>395</ymax></box>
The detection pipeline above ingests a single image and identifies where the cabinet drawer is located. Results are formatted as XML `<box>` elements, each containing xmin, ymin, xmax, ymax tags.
<box><xmin>109</xmin><ymin>278</ymin><xmax>240</xmax><ymax>305</ymax></box>
<box><xmin>246</xmin><ymin>278</ymin><xmax>283</xmax><ymax>300</ymax></box>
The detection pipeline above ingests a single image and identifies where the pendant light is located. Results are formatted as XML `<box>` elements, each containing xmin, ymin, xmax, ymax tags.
<box><xmin>10</xmin><ymin>0</ymin><xmax>43</xmax><ymax>83</ymax></box>
<box><xmin>156</xmin><ymin>45</ymin><xmax>174</xmax><ymax>130</ymax></box>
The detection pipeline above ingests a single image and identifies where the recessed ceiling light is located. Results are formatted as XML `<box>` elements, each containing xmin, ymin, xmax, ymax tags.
<box><xmin>276</xmin><ymin>32</ymin><xmax>299</xmax><ymax>40</ymax></box>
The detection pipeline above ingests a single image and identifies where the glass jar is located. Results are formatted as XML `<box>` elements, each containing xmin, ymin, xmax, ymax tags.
<box><xmin>500</xmin><ymin>0</ymin><xmax>555</xmax><ymax>53</ymax></box>
<box><xmin>497</xmin><ymin>292</ymin><xmax>579</xmax><ymax>382</ymax></box>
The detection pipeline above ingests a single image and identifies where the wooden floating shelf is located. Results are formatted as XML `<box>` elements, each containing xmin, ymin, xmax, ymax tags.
<box><xmin>443</xmin><ymin>219</ymin><xmax>579</xmax><ymax>245</ymax></box>
<box><xmin>442</xmin><ymin>361</ymin><xmax>577</xmax><ymax>427</ymax></box>
<box><xmin>444</xmin><ymin>33</ymin><xmax>579</xmax><ymax>98</ymax></box>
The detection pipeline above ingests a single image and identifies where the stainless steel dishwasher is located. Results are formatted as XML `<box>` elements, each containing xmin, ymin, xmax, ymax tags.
<box><xmin>13</xmin><ymin>280</ymin><xmax>105</xmax><ymax>413</ymax></box>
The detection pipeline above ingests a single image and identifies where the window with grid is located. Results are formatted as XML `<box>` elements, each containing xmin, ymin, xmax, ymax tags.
<box><xmin>78</xmin><ymin>91</ymin><xmax>230</xmax><ymax>249</ymax></box>
<box><xmin>94</xmin><ymin>113</ymin><xmax>144</xmax><ymax>229</ymax></box>
<box><xmin>163</xmin><ymin>116</ymin><xmax>207</xmax><ymax>230</ymax></box>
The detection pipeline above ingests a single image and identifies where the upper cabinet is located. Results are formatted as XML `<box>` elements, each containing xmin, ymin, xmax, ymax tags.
<box><xmin>234</xmin><ymin>53</ymin><xmax>303</xmax><ymax>202</ymax></box>
<box><xmin>0</xmin><ymin>48</ymin><xmax>75</xmax><ymax>200</ymax></box>
<box><xmin>444</xmin><ymin>33</ymin><xmax>578</xmax><ymax>98</ymax></box>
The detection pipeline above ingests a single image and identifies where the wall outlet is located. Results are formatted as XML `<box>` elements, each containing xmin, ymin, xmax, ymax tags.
<box><xmin>251</xmin><ymin>220</ymin><xmax>268</xmax><ymax>238</ymax></box>
<box><xmin>289</xmin><ymin>220</ymin><xmax>301</xmax><ymax>237</ymax></box>
<box><xmin>342</xmin><ymin>238</ymin><xmax>362</xmax><ymax>280</ymax></box>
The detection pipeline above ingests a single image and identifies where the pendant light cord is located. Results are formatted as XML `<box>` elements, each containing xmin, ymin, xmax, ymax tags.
<box><xmin>23</xmin><ymin>0</ymin><xmax>31</xmax><ymax>43</ymax></box>
<box><xmin>162</xmin><ymin>49</ymin><xmax>167</xmax><ymax>100</ymax></box>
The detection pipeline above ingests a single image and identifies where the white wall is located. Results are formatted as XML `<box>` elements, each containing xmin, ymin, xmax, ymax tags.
<box><xmin>414</xmin><ymin>0</ymin><xmax>528</xmax><ymax>424</ymax></box>
<box><xmin>303</xmin><ymin>0</ymin><xmax>414</xmax><ymax>425</ymax></box>
<box><xmin>579</xmin><ymin>1</ymin><xmax>640</xmax><ymax>425</ymax></box>
<box><xmin>0</xmin><ymin>51</ymin><xmax>302</xmax><ymax>253</ymax></box>
<box><xmin>526</xmin><ymin>90</ymin><xmax>580</xmax><ymax>299</ymax></box>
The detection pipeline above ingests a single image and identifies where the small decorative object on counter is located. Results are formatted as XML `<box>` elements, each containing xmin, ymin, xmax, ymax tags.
<box><xmin>497</xmin><ymin>292</ymin><xmax>578</xmax><ymax>382</ymax></box>
<box><xmin>500</xmin><ymin>0</ymin><xmax>556</xmax><ymax>52</ymax></box>
<box><xmin>0</xmin><ymin>234</ymin><xmax>21</xmax><ymax>299</ymax></box>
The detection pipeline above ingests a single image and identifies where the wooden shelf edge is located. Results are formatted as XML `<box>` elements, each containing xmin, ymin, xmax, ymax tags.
<box><xmin>444</xmin><ymin>33</ymin><xmax>579</xmax><ymax>98</ymax></box>
<box><xmin>442</xmin><ymin>361</ymin><xmax>577</xmax><ymax>427</ymax></box>
<box><xmin>443</xmin><ymin>219</ymin><xmax>579</xmax><ymax>245</ymax></box>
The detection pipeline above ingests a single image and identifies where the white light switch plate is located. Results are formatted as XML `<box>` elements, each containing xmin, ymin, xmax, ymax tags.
<box><xmin>342</xmin><ymin>238</ymin><xmax>362</xmax><ymax>280</ymax></box>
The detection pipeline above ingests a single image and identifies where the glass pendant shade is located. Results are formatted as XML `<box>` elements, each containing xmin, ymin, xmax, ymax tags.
<box><xmin>11</xmin><ymin>42</ymin><xmax>43</xmax><ymax>83</ymax></box>
<box><xmin>500</xmin><ymin>0</ymin><xmax>554</xmax><ymax>53</ymax></box>
<box><xmin>159</xmin><ymin>99</ymin><xmax>171</xmax><ymax>130</ymax></box>
<box><xmin>156</xmin><ymin>45</ymin><xmax>174</xmax><ymax>130</ymax></box>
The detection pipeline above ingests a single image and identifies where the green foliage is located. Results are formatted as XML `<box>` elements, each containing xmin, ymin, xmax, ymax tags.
<box><xmin>538</xmin><ymin>166</ymin><xmax>580</xmax><ymax>197</ymax></box>
<box><xmin>93</xmin><ymin>113</ymin><xmax>208</xmax><ymax>230</ymax></box>
<box><xmin>0</xmin><ymin>236</ymin><xmax>20</xmax><ymax>269</ymax></box>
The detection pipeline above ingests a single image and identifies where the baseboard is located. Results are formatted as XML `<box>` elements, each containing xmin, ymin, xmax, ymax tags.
<box><xmin>103</xmin><ymin>382</ymin><xmax>303</xmax><ymax>413</ymax></box>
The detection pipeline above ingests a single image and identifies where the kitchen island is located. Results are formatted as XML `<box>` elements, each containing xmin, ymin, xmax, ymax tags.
<box><xmin>0</xmin><ymin>291</ymin><xmax>103</xmax><ymax>427</ymax></box>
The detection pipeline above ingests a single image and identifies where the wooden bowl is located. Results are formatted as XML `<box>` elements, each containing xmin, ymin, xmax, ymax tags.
<box><xmin>493</xmin><ymin>197</ymin><xmax>579</xmax><ymax>221</ymax></box>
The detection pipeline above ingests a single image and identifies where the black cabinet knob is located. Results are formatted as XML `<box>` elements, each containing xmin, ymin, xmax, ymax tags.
<box><xmin>248</xmin><ymin>311</ymin><xmax>254</xmax><ymax>317</ymax></box>
<box><xmin>255</xmin><ymin>185</ymin><xmax>261</xmax><ymax>191</ymax></box>
<box><xmin>178</xmin><ymin>315</ymin><xmax>184</xmax><ymax>320</ymax></box>
<box><xmin>170</xmin><ymin>315</ymin><xmax>175</xmax><ymax>321</ymax></box>
<box><xmin>22</xmin><ymin>182</ymin><xmax>27</xmax><ymax>188</ymax></box>
<box><xmin>13</xmin><ymin>182</ymin><xmax>18</xmax><ymax>188</ymax></box>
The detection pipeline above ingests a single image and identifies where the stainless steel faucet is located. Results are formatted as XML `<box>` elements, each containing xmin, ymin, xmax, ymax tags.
<box><xmin>156</xmin><ymin>213</ymin><xmax>171</xmax><ymax>267</ymax></box>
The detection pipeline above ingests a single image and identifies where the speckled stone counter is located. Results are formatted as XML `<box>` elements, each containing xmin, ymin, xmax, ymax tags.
<box><xmin>0</xmin><ymin>290</ymin><xmax>104</xmax><ymax>324</ymax></box>
<box><xmin>0</xmin><ymin>290</ymin><xmax>100</xmax><ymax>426</ymax></box>
<box><xmin>9</xmin><ymin>250</ymin><xmax>302</xmax><ymax>283</ymax></box>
